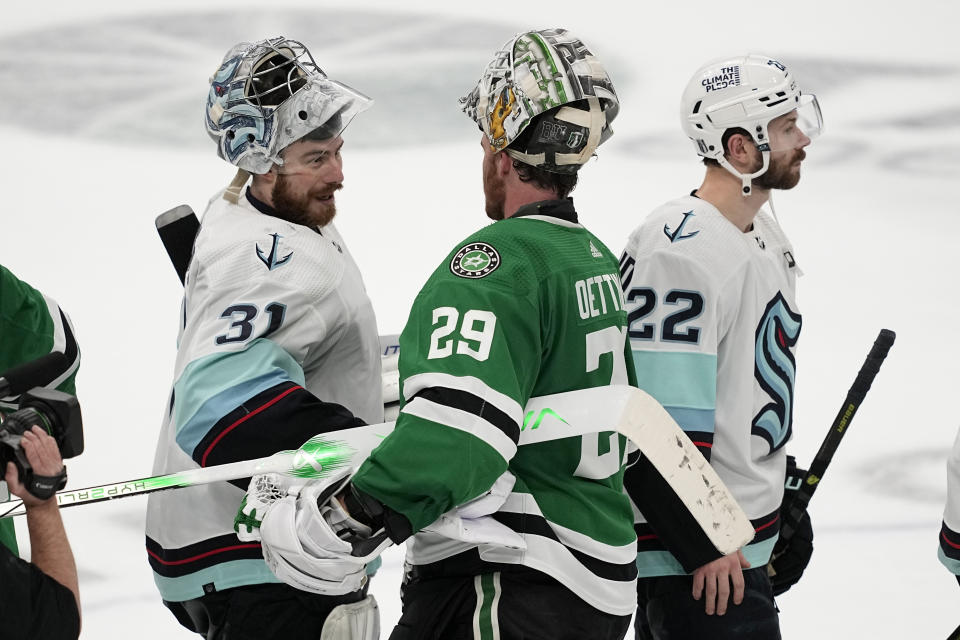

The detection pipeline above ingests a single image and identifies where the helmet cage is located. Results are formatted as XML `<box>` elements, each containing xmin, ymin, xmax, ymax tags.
<box><xmin>206</xmin><ymin>37</ymin><xmax>372</xmax><ymax>175</ymax></box>
<box><xmin>460</xmin><ymin>28</ymin><xmax>619</xmax><ymax>173</ymax></box>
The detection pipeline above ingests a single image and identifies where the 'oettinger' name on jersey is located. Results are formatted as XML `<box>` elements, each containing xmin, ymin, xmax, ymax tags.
<box><xmin>575</xmin><ymin>273</ymin><xmax>625</xmax><ymax>320</ymax></box>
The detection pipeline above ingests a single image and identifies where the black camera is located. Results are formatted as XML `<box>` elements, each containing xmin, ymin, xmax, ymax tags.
<box><xmin>0</xmin><ymin>354</ymin><xmax>84</xmax><ymax>498</ymax></box>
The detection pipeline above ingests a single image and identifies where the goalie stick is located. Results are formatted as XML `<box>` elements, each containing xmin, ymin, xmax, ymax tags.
<box><xmin>774</xmin><ymin>328</ymin><xmax>896</xmax><ymax>557</ymax></box>
<box><xmin>0</xmin><ymin>385</ymin><xmax>755</xmax><ymax>555</ymax></box>
<box><xmin>155</xmin><ymin>204</ymin><xmax>200</xmax><ymax>285</ymax></box>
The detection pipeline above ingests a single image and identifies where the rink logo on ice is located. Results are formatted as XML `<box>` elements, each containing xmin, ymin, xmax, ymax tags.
<box><xmin>256</xmin><ymin>233</ymin><xmax>293</xmax><ymax>271</ymax></box>
<box><xmin>450</xmin><ymin>242</ymin><xmax>501</xmax><ymax>279</ymax></box>
<box><xmin>702</xmin><ymin>66</ymin><xmax>741</xmax><ymax>92</ymax></box>
<box><xmin>752</xmin><ymin>292</ymin><xmax>802</xmax><ymax>453</ymax></box>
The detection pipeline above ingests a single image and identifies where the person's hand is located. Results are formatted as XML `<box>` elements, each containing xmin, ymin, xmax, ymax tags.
<box><xmin>692</xmin><ymin>550</ymin><xmax>751</xmax><ymax>615</ymax></box>
<box><xmin>4</xmin><ymin>425</ymin><xmax>65</xmax><ymax>507</ymax></box>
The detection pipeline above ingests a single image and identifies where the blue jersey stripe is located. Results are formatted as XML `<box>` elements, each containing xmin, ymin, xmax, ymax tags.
<box><xmin>631</xmin><ymin>349</ymin><xmax>716</xmax><ymax>410</ymax></box>
<box><xmin>173</xmin><ymin>339</ymin><xmax>305</xmax><ymax>455</ymax></box>
<box><xmin>664</xmin><ymin>406</ymin><xmax>716</xmax><ymax>434</ymax></box>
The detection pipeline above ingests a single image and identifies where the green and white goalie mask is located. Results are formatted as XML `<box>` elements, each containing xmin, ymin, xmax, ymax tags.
<box><xmin>680</xmin><ymin>54</ymin><xmax>823</xmax><ymax>193</ymax></box>
<box><xmin>206</xmin><ymin>36</ymin><xmax>373</xmax><ymax>175</ymax></box>
<box><xmin>460</xmin><ymin>28</ymin><xmax>620</xmax><ymax>174</ymax></box>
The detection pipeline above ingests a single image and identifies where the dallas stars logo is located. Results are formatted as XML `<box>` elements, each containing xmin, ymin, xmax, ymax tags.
<box><xmin>450</xmin><ymin>242</ymin><xmax>501</xmax><ymax>279</ymax></box>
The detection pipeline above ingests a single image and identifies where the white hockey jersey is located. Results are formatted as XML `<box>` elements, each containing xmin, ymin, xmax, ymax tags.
<box><xmin>939</xmin><ymin>428</ymin><xmax>960</xmax><ymax>575</ymax></box>
<box><xmin>145</xmin><ymin>189</ymin><xmax>382</xmax><ymax>602</ymax></box>
<box><xmin>620</xmin><ymin>194</ymin><xmax>802</xmax><ymax>575</ymax></box>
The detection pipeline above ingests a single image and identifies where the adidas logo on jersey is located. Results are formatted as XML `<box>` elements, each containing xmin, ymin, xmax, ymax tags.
<box><xmin>589</xmin><ymin>241</ymin><xmax>603</xmax><ymax>258</ymax></box>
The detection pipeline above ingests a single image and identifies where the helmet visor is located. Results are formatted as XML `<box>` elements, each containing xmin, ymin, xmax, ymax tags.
<box><xmin>768</xmin><ymin>94</ymin><xmax>823</xmax><ymax>152</ymax></box>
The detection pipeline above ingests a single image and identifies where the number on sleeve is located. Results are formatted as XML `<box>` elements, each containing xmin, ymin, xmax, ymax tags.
<box><xmin>662</xmin><ymin>290</ymin><xmax>703</xmax><ymax>343</ymax></box>
<box><xmin>214</xmin><ymin>302</ymin><xmax>287</xmax><ymax>345</ymax></box>
<box><xmin>428</xmin><ymin>307</ymin><xmax>459</xmax><ymax>359</ymax></box>
<box><xmin>624</xmin><ymin>287</ymin><xmax>704</xmax><ymax>345</ymax></box>
<box><xmin>456</xmin><ymin>310</ymin><xmax>497</xmax><ymax>362</ymax></box>
<box><xmin>428</xmin><ymin>307</ymin><xmax>497</xmax><ymax>362</ymax></box>
<box><xmin>626</xmin><ymin>288</ymin><xmax>657</xmax><ymax>341</ymax></box>
<box><xmin>215</xmin><ymin>304</ymin><xmax>258</xmax><ymax>345</ymax></box>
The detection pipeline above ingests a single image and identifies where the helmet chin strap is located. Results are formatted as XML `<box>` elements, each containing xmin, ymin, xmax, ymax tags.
<box><xmin>223</xmin><ymin>168</ymin><xmax>252</xmax><ymax>204</ymax></box>
<box><xmin>718</xmin><ymin>149</ymin><xmax>770</xmax><ymax>197</ymax></box>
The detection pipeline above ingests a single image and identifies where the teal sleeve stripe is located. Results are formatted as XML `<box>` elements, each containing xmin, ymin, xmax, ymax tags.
<box><xmin>631</xmin><ymin>350</ymin><xmax>717</xmax><ymax>410</ymax></box>
<box><xmin>939</xmin><ymin>547</ymin><xmax>960</xmax><ymax>575</ymax></box>
<box><xmin>664</xmin><ymin>406</ymin><xmax>716</xmax><ymax>434</ymax></box>
<box><xmin>635</xmin><ymin>537</ymin><xmax>776</xmax><ymax>577</ymax></box>
<box><xmin>634</xmin><ymin>550</ymin><xmax>685</xmax><ymax>576</ymax></box>
<box><xmin>174</xmin><ymin>339</ymin><xmax>306</xmax><ymax>454</ymax></box>
<box><xmin>153</xmin><ymin>555</ymin><xmax>382</xmax><ymax>602</ymax></box>
<box><xmin>153</xmin><ymin>559</ymin><xmax>279</xmax><ymax>602</ymax></box>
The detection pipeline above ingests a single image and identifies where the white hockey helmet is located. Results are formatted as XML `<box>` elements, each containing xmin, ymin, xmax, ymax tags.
<box><xmin>460</xmin><ymin>28</ymin><xmax>619</xmax><ymax>174</ymax></box>
<box><xmin>205</xmin><ymin>37</ymin><xmax>372</xmax><ymax>175</ymax></box>
<box><xmin>680</xmin><ymin>54</ymin><xmax>822</xmax><ymax>194</ymax></box>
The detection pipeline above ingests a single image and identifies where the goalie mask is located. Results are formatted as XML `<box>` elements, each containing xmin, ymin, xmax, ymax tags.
<box><xmin>680</xmin><ymin>54</ymin><xmax>823</xmax><ymax>194</ymax></box>
<box><xmin>460</xmin><ymin>28</ymin><xmax>619</xmax><ymax>174</ymax></box>
<box><xmin>205</xmin><ymin>37</ymin><xmax>372</xmax><ymax>175</ymax></box>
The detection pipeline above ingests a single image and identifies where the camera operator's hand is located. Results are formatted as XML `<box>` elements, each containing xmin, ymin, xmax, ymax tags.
<box><xmin>4</xmin><ymin>426</ymin><xmax>65</xmax><ymax>507</ymax></box>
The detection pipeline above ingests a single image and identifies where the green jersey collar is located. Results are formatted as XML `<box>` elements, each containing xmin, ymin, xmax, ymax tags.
<box><xmin>511</xmin><ymin>198</ymin><xmax>578</xmax><ymax>224</ymax></box>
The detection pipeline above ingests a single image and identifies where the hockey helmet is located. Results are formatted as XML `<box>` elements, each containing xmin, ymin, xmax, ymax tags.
<box><xmin>205</xmin><ymin>37</ymin><xmax>372</xmax><ymax>174</ymax></box>
<box><xmin>680</xmin><ymin>54</ymin><xmax>822</xmax><ymax>193</ymax></box>
<box><xmin>460</xmin><ymin>28</ymin><xmax>620</xmax><ymax>174</ymax></box>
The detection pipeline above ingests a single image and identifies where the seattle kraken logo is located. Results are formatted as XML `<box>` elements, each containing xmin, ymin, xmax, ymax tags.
<box><xmin>256</xmin><ymin>233</ymin><xmax>293</xmax><ymax>271</ymax></box>
<box><xmin>752</xmin><ymin>292</ymin><xmax>802</xmax><ymax>453</ymax></box>
<box><xmin>663</xmin><ymin>211</ymin><xmax>700</xmax><ymax>243</ymax></box>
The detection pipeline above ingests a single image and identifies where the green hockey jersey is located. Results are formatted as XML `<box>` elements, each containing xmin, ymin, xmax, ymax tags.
<box><xmin>352</xmin><ymin>199</ymin><xmax>639</xmax><ymax>615</ymax></box>
<box><xmin>0</xmin><ymin>265</ymin><xmax>80</xmax><ymax>554</ymax></box>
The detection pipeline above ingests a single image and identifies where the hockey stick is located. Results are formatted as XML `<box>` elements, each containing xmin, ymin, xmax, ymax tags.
<box><xmin>156</xmin><ymin>204</ymin><xmax>200</xmax><ymax>285</ymax></box>
<box><xmin>948</xmin><ymin>622</ymin><xmax>960</xmax><ymax>640</ymax></box>
<box><xmin>775</xmin><ymin>328</ymin><xmax>896</xmax><ymax>552</ymax></box>
<box><xmin>0</xmin><ymin>385</ymin><xmax>755</xmax><ymax>554</ymax></box>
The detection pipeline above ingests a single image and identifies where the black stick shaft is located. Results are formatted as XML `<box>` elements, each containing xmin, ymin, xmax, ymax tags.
<box><xmin>155</xmin><ymin>204</ymin><xmax>200</xmax><ymax>285</ymax></box>
<box><xmin>777</xmin><ymin>329</ymin><xmax>896</xmax><ymax>548</ymax></box>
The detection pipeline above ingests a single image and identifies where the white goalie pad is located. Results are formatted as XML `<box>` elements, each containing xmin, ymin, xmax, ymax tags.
<box><xmin>320</xmin><ymin>594</ymin><xmax>379</xmax><ymax>640</ymax></box>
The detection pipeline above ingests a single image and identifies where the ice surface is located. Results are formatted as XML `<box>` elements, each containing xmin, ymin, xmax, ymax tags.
<box><xmin>2</xmin><ymin>0</ymin><xmax>958</xmax><ymax>637</ymax></box>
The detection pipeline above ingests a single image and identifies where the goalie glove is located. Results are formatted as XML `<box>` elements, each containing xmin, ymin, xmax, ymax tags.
<box><xmin>255</xmin><ymin>467</ymin><xmax>392</xmax><ymax>596</ymax></box>
<box><xmin>234</xmin><ymin>473</ymin><xmax>302</xmax><ymax>542</ymax></box>
<box><xmin>768</xmin><ymin>455</ymin><xmax>814</xmax><ymax>596</ymax></box>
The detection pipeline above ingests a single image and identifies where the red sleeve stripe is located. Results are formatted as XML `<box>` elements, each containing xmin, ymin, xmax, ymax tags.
<box><xmin>943</xmin><ymin>530</ymin><xmax>960</xmax><ymax>550</ymax></box>
<box><xmin>146</xmin><ymin>542</ymin><xmax>262</xmax><ymax>566</ymax></box>
<box><xmin>200</xmin><ymin>384</ymin><xmax>304</xmax><ymax>466</ymax></box>
<box><xmin>754</xmin><ymin>514</ymin><xmax>780</xmax><ymax>533</ymax></box>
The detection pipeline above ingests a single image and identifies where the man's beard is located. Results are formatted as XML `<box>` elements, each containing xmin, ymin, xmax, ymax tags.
<box><xmin>754</xmin><ymin>148</ymin><xmax>806</xmax><ymax>191</ymax></box>
<box><xmin>483</xmin><ymin>152</ymin><xmax>506</xmax><ymax>221</ymax></box>
<box><xmin>271</xmin><ymin>173</ymin><xmax>341</xmax><ymax>228</ymax></box>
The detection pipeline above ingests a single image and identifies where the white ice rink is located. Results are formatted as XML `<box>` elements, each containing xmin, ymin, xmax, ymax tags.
<box><xmin>2</xmin><ymin>0</ymin><xmax>959</xmax><ymax>637</ymax></box>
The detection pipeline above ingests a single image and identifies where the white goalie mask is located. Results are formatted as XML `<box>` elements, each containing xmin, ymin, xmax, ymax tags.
<box><xmin>460</xmin><ymin>28</ymin><xmax>619</xmax><ymax>174</ymax></box>
<box><xmin>205</xmin><ymin>37</ymin><xmax>372</xmax><ymax>175</ymax></box>
<box><xmin>680</xmin><ymin>54</ymin><xmax>823</xmax><ymax>194</ymax></box>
